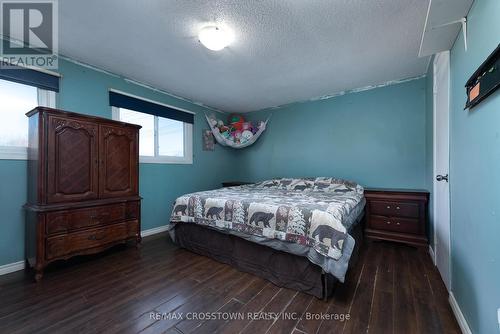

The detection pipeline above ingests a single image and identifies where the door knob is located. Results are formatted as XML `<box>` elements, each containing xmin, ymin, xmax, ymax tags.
<box><xmin>436</xmin><ymin>174</ymin><xmax>449</xmax><ymax>182</ymax></box>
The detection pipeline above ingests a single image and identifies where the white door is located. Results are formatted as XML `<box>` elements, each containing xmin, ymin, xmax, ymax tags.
<box><xmin>433</xmin><ymin>51</ymin><xmax>451</xmax><ymax>291</ymax></box>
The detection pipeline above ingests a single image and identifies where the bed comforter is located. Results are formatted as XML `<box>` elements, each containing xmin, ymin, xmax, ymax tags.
<box><xmin>169</xmin><ymin>177</ymin><xmax>364</xmax><ymax>261</ymax></box>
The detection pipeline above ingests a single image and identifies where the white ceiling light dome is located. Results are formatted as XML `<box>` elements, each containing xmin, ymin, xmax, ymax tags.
<box><xmin>198</xmin><ymin>25</ymin><xmax>234</xmax><ymax>51</ymax></box>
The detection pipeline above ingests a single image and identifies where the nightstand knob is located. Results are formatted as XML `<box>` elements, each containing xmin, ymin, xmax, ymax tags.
<box><xmin>386</xmin><ymin>221</ymin><xmax>391</xmax><ymax>225</ymax></box>
<box><xmin>386</xmin><ymin>205</ymin><xmax>391</xmax><ymax>209</ymax></box>
<box><xmin>396</xmin><ymin>222</ymin><xmax>401</xmax><ymax>225</ymax></box>
<box><xmin>396</xmin><ymin>206</ymin><xmax>400</xmax><ymax>210</ymax></box>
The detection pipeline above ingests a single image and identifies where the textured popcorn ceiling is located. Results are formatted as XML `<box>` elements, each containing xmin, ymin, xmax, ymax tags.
<box><xmin>59</xmin><ymin>0</ymin><xmax>431</xmax><ymax>112</ymax></box>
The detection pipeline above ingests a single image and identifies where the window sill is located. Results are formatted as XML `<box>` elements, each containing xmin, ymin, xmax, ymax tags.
<box><xmin>139</xmin><ymin>156</ymin><xmax>193</xmax><ymax>165</ymax></box>
<box><xmin>0</xmin><ymin>147</ymin><xmax>28</xmax><ymax>160</ymax></box>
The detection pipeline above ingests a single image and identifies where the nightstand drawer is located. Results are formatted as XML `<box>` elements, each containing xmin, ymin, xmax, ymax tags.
<box><xmin>369</xmin><ymin>215</ymin><xmax>420</xmax><ymax>234</ymax></box>
<box><xmin>369</xmin><ymin>201</ymin><xmax>419</xmax><ymax>218</ymax></box>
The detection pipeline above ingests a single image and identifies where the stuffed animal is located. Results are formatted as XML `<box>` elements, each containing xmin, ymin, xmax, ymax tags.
<box><xmin>241</xmin><ymin>130</ymin><xmax>253</xmax><ymax>142</ymax></box>
<box><xmin>209</xmin><ymin>118</ymin><xmax>218</xmax><ymax>127</ymax></box>
<box><xmin>233</xmin><ymin>122</ymin><xmax>243</xmax><ymax>131</ymax></box>
<box><xmin>233</xmin><ymin>130</ymin><xmax>242</xmax><ymax>140</ymax></box>
<box><xmin>228</xmin><ymin>114</ymin><xmax>245</xmax><ymax>131</ymax></box>
<box><xmin>251</xmin><ymin>121</ymin><xmax>261</xmax><ymax>134</ymax></box>
<box><xmin>228</xmin><ymin>114</ymin><xmax>244</xmax><ymax>124</ymax></box>
<box><xmin>242</xmin><ymin>122</ymin><xmax>251</xmax><ymax>131</ymax></box>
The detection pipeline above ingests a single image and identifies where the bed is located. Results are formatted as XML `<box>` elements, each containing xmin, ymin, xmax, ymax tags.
<box><xmin>168</xmin><ymin>177</ymin><xmax>366</xmax><ymax>299</ymax></box>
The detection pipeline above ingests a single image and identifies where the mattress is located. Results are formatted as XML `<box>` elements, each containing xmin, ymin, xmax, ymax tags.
<box><xmin>169</xmin><ymin>177</ymin><xmax>365</xmax><ymax>282</ymax></box>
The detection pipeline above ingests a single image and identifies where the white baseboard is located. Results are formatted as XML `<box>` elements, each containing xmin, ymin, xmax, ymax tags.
<box><xmin>428</xmin><ymin>245</ymin><xmax>436</xmax><ymax>265</ymax></box>
<box><xmin>449</xmin><ymin>292</ymin><xmax>472</xmax><ymax>334</ymax></box>
<box><xmin>141</xmin><ymin>224</ymin><xmax>169</xmax><ymax>237</ymax></box>
<box><xmin>0</xmin><ymin>260</ymin><xmax>25</xmax><ymax>276</ymax></box>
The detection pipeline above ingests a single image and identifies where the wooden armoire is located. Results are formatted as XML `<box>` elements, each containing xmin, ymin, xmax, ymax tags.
<box><xmin>24</xmin><ymin>107</ymin><xmax>142</xmax><ymax>281</ymax></box>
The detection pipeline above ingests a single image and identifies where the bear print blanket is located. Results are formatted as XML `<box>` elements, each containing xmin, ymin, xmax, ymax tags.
<box><xmin>169</xmin><ymin>177</ymin><xmax>364</xmax><ymax>261</ymax></box>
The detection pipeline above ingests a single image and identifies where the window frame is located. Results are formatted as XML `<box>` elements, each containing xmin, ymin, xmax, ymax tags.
<box><xmin>0</xmin><ymin>85</ymin><xmax>56</xmax><ymax>160</ymax></box>
<box><xmin>112</xmin><ymin>105</ymin><xmax>193</xmax><ymax>165</ymax></box>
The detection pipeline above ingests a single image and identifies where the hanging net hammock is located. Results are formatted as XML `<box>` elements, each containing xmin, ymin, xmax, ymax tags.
<box><xmin>205</xmin><ymin>114</ymin><xmax>269</xmax><ymax>149</ymax></box>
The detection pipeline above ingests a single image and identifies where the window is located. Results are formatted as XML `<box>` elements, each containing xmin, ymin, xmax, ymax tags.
<box><xmin>111</xmin><ymin>92</ymin><xmax>193</xmax><ymax>164</ymax></box>
<box><xmin>117</xmin><ymin>108</ymin><xmax>155</xmax><ymax>156</ymax></box>
<box><xmin>158</xmin><ymin>117</ymin><xmax>184</xmax><ymax>157</ymax></box>
<box><xmin>0</xmin><ymin>78</ymin><xmax>56</xmax><ymax>160</ymax></box>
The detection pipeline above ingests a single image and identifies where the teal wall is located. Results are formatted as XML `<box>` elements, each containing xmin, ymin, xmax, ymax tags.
<box><xmin>0</xmin><ymin>161</ymin><xmax>27</xmax><ymax>265</ymax></box>
<box><xmin>0</xmin><ymin>57</ymin><xmax>238</xmax><ymax>266</ymax></box>
<box><xmin>234</xmin><ymin>78</ymin><xmax>428</xmax><ymax>190</ymax></box>
<box><xmin>449</xmin><ymin>0</ymin><xmax>500</xmax><ymax>332</ymax></box>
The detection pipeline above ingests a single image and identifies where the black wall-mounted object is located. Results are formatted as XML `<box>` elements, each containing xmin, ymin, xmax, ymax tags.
<box><xmin>109</xmin><ymin>91</ymin><xmax>194</xmax><ymax>124</ymax></box>
<box><xmin>465</xmin><ymin>44</ymin><xmax>500</xmax><ymax>110</ymax></box>
<box><xmin>0</xmin><ymin>65</ymin><xmax>59</xmax><ymax>92</ymax></box>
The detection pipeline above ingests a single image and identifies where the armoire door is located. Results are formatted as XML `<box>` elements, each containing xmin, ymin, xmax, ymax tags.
<box><xmin>99</xmin><ymin>125</ymin><xmax>138</xmax><ymax>198</ymax></box>
<box><xmin>47</xmin><ymin>116</ymin><xmax>99</xmax><ymax>203</ymax></box>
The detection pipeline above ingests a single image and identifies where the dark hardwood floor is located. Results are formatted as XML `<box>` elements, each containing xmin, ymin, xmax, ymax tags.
<box><xmin>0</xmin><ymin>233</ymin><xmax>460</xmax><ymax>334</ymax></box>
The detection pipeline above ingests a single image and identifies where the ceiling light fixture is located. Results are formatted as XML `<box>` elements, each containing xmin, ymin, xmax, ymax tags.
<box><xmin>198</xmin><ymin>26</ymin><xmax>233</xmax><ymax>51</ymax></box>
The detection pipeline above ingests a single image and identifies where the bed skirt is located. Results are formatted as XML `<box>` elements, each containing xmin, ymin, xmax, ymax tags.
<box><xmin>172</xmin><ymin>220</ymin><xmax>363</xmax><ymax>299</ymax></box>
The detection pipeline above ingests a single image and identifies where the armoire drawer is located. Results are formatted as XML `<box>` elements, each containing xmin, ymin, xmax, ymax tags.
<box><xmin>46</xmin><ymin>203</ymin><xmax>127</xmax><ymax>235</ymax></box>
<box><xmin>125</xmin><ymin>201</ymin><xmax>140</xmax><ymax>220</ymax></box>
<box><xmin>45</xmin><ymin>220</ymin><xmax>139</xmax><ymax>260</ymax></box>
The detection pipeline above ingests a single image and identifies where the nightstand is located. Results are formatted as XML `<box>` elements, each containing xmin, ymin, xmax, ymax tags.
<box><xmin>364</xmin><ymin>189</ymin><xmax>429</xmax><ymax>247</ymax></box>
<box><xmin>221</xmin><ymin>181</ymin><xmax>253</xmax><ymax>187</ymax></box>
